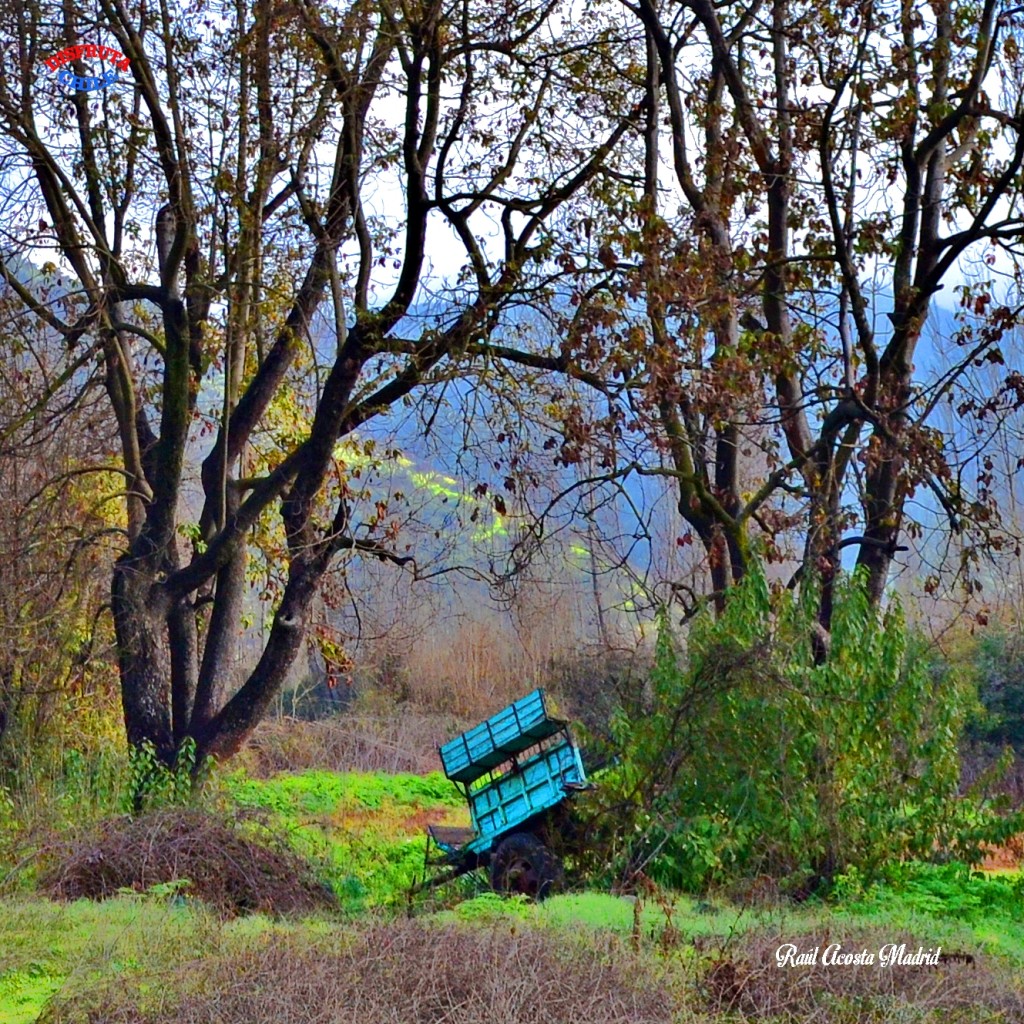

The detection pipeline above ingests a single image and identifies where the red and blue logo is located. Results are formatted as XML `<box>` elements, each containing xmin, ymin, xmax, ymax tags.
<box><xmin>44</xmin><ymin>44</ymin><xmax>129</xmax><ymax>92</ymax></box>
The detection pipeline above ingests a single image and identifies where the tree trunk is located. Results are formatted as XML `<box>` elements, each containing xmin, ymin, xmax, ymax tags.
<box><xmin>111</xmin><ymin>555</ymin><xmax>175</xmax><ymax>764</ymax></box>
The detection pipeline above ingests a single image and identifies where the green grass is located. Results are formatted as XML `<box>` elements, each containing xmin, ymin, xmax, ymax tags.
<box><xmin>0</xmin><ymin>765</ymin><xmax>472</xmax><ymax>1020</ymax></box>
<box><xmin>0</xmin><ymin>963</ymin><xmax>63</xmax><ymax>1024</ymax></box>
<box><xmin>221</xmin><ymin>768</ymin><xmax>468</xmax><ymax>911</ymax></box>
<box><xmin>435</xmin><ymin>875</ymin><xmax>1024</xmax><ymax>966</ymax></box>
<box><xmin>0</xmin><ymin>897</ymin><xmax>216</xmax><ymax>1024</ymax></box>
<box><xmin>826</xmin><ymin>861</ymin><xmax>1024</xmax><ymax>961</ymax></box>
<box><xmin>0</xmin><ymin>894</ymin><xmax>360</xmax><ymax>1023</ymax></box>
<box><xmin>5</xmin><ymin>764</ymin><xmax>1024</xmax><ymax>1022</ymax></box>
<box><xmin>8</xmin><ymin>881</ymin><xmax>1023</xmax><ymax>1023</ymax></box>
<box><xmin>223</xmin><ymin>768</ymin><xmax>463</xmax><ymax>817</ymax></box>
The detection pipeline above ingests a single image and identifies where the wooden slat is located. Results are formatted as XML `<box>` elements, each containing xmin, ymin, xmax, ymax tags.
<box><xmin>427</xmin><ymin>825</ymin><xmax>475</xmax><ymax>849</ymax></box>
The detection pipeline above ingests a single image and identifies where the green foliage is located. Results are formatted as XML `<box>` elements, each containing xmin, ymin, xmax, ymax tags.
<box><xmin>124</xmin><ymin>739</ymin><xmax>200</xmax><ymax>813</ymax></box>
<box><xmin>223</xmin><ymin>769</ymin><xmax>465</xmax><ymax>911</ymax></box>
<box><xmin>1</xmin><ymin>743</ymin><xmax>130</xmax><ymax>889</ymax></box>
<box><xmin>2</xmin><ymin>742</ymin><xmax>127</xmax><ymax>823</ymax></box>
<box><xmin>596</xmin><ymin>567</ymin><xmax>1022</xmax><ymax>892</ymax></box>
<box><xmin>833</xmin><ymin>861</ymin><xmax>1024</xmax><ymax>925</ymax></box>
<box><xmin>115</xmin><ymin>878</ymin><xmax>194</xmax><ymax>903</ymax></box>
<box><xmin>5</xmin><ymin>883</ymin><xmax>1024</xmax><ymax>1024</ymax></box>
<box><xmin>964</xmin><ymin>629</ymin><xmax>1024</xmax><ymax>750</ymax></box>
<box><xmin>0</xmin><ymin>895</ymin><xmax>221</xmax><ymax>1024</ymax></box>
<box><xmin>224</xmin><ymin>768</ymin><xmax>461</xmax><ymax>816</ymax></box>
<box><xmin>535</xmin><ymin>892</ymin><xmax>646</xmax><ymax>934</ymax></box>
<box><xmin>452</xmin><ymin>891</ymin><xmax>534</xmax><ymax>922</ymax></box>
<box><xmin>269</xmin><ymin>818</ymin><xmax>430</xmax><ymax>913</ymax></box>
<box><xmin>56</xmin><ymin>748</ymin><xmax>126</xmax><ymax>817</ymax></box>
<box><xmin>0</xmin><ymin>959</ymin><xmax>63</xmax><ymax>1024</ymax></box>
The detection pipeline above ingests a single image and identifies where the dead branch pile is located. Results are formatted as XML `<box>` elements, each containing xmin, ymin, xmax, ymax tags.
<box><xmin>39</xmin><ymin>808</ymin><xmax>337</xmax><ymax>918</ymax></box>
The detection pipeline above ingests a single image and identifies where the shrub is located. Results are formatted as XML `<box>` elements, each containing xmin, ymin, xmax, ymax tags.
<box><xmin>965</xmin><ymin>629</ymin><xmax>1024</xmax><ymax>751</ymax></box>
<box><xmin>833</xmin><ymin>860</ymin><xmax>1024</xmax><ymax>922</ymax></box>
<box><xmin>589</xmin><ymin>568</ymin><xmax>1024</xmax><ymax>893</ymax></box>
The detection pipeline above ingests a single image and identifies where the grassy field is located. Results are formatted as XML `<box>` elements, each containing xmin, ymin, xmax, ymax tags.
<box><xmin>2</xmin><ymin>767</ymin><xmax>1023</xmax><ymax>1023</ymax></box>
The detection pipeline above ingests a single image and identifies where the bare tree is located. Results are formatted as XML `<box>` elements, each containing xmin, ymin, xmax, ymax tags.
<box><xmin>524</xmin><ymin>0</ymin><xmax>1024</xmax><ymax>629</ymax></box>
<box><xmin>0</xmin><ymin>0</ymin><xmax>639</xmax><ymax>767</ymax></box>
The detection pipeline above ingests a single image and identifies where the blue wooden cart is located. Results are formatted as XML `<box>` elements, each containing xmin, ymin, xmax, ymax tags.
<box><xmin>420</xmin><ymin>689</ymin><xmax>590</xmax><ymax>898</ymax></box>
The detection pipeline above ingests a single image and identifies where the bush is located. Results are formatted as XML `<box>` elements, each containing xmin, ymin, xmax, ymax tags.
<box><xmin>832</xmin><ymin>860</ymin><xmax>1024</xmax><ymax>922</ymax></box>
<box><xmin>965</xmin><ymin>629</ymin><xmax>1024</xmax><ymax>751</ymax></box>
<box><xmin>588</xmin><ymin>568</ymin><xmax>1023</xmax><ymax>893</ymax></box>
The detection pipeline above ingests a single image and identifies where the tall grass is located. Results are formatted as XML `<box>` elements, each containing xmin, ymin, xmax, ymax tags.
<box><xmin>1</xmin><ymin>740</ymin><xmax>129</xmax><ymax>891</ymax></box>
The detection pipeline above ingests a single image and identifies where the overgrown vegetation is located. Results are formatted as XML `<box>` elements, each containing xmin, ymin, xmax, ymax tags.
<box><xmin>588</xmin><ymin>569</ymin><xmax>1024</xmax><ymax>894</ymax></box>
<box><xmin>832</xmin><ymin>861</ymin><xmax>1024</xmax><ymax>929</ymax></box>
<box><xmin>965</xmin><ymin>630</ymin><xmax>1024</xmax><ymax>752</ymax></box>
<box><xmin>38</xmin><ymin>918</ymin><xmax>675</xmax><ymax>1024</ymax></box>
<box><xmin>5</xmin><ymin>0</ymin><xmax>1024</xmax><ymax>1016</ymax></box>
<box><xmin>699</xmin><ymin>925</ymin><xmax>1023</xmax><ymax>1023</ymax></box>
<box><xmin>3</xmin><ymin>557</ymin><xmax>1024</xmax><ymax>1021</ymax></box>
<box><xmin>6</xmin><ymin>883</ymin><xmax>1024</xmax><ymax>1024</ymax></box>
<box><xmin>222</xmin><ymin>768</ymin><xmax>467</xmax><ymax>910</ymax></box>
<box><xmin>3</xmin><ymin>746</ymin><xmax>1024</xmax><ymax>1022</ymax></box>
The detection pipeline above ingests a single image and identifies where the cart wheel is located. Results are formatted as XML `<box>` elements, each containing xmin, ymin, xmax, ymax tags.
<box><xmin>490</xmin><ymin>833</ymin><xmax>564</xmax><ymax>899</ymax></box>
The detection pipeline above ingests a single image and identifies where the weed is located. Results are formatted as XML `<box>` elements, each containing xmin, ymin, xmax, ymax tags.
<box><xmin>537</xmin><ymin>891</ymin><xmax>638</xmax><ymax>932</ymax></box>
<box><xmin>833</xmin><ymin>861</ymin><xmax>1024</xmax><ymax>923</ymax></box>
<box><xmin>452</xmin><ymin>890</ymin><xmax>533</xmax><ymax>922</ymax></box>
<box><xmin>124</xmin><ymin>741</ymin><xmax>189</xmax><ymax>812</ymax></box>
<box><xmin>0</xmin><ymin>895</ymin><xmax>226</xmax><ymax>1024</ymax></box>
<box><xmin>1</xmin><ymin>744</ymin><xmax>130</xmax><ymax>893</ymax></box>
<box><xmin>0</xmin><ymin>961</ymin><xmax>64</xmax><ymax>1024</ymax></box>
<box><xmin>6</xmin><ymin>879</ymin><xmax>1024</xmax><ymax>1024</ymax></box>
<box><xmin>38</xmin><ymin>917</ymin><xmax>674</xmax><ymax>1024</ymax></box>
<box><xmin>698</xmin><ymin>926</ymin><xmax>1024</xmax><ymax>1022</ymax></box>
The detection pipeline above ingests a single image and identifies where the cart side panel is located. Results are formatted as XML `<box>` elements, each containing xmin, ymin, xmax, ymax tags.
<box><xmin>439</xmin><ymin>688</ymin><xmax>565</xmax><ymax>784</ymax></box>
<box><xmin>468</xmin><ymin>739</ymin><xmax>584</xmax><ymax>844</ymax></box>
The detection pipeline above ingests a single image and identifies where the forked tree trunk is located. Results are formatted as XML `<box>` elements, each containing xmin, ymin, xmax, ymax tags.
<box><xmin>111</xmin><ymin>547</ymin><xmax>326</xmax><ymax>771</ymax></box>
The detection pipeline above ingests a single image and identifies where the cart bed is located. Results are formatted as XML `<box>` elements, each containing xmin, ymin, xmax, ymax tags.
<box><xmin>465</xmin><ymin>738</ymin><xmax>585</xmax><ymax>854</ymax></box>
<box><xmin>439</xmin><ymin>688</ymin><xmax>565</xmax><ymax>784</ymax></box>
